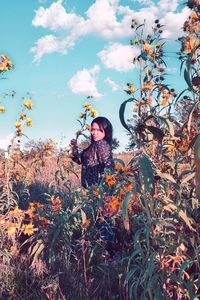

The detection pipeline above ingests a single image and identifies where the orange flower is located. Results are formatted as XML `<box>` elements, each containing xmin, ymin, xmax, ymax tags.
<box><xmin>105</xmin><ymin>175</ymin><xmax>116</xmax><ymax>189</ymax></box>
<box><xmin>126</xmin><ymin>183</ymin><xmax>133</xmax><ymax>192</ymax></box>
<box><xmin>10</xmin><ymin>245</ymin><xmax>18</xmax><ymax>255</ymax></box>
<box><xmin>142</xmin><ymin>43</ymin><xmax>153</xmax><ymax>56</ymax></box>
<box><xmin>0</xmin><ymin>106</ymin><xmax>5</xmax><ymax>113</ymax></box>
<box><xmin>119</xmin><ymin>188</ymin><xmax>125</xmax><ymax>200</ymax></box>
<box><xmin>161</xmin><ymin>90</ymin><xmax>171</xmax><ymax>106</ymax></box>
<box><xmin>157</xmin><ymin>66</ymin><xmax>165</xmax><ymax>72</ymax></box>
<box><xmin>184</xmin><ymin>35</ymin><xmax>198</xmax><ymax>53</ymax></box>
<box><xmin>114</xmin><ymin>163</ymin><xmax>123</xmax><ymax>171</ymax></box>
<box><xmin>190</xmin><ymin>11</ymin><xmax>199</xmax><ymax>23</ymax></box>
<box><xmin>123</xmin><ymin>166</ymin><xmax>132</xmax><ymax>173</ymax></box>
<box><xmin>50</xmin><ymin>196</ymin><xmax>62</xmax><ymax>212</ymax></box>
<box><xmin>106</xmin><ymin>195</ymin><xmax>121</xmax><ymax>213</ymax></box>
<box><xmin>190</xmin><ymin>24</ymin><xmax>200</xmax><ymax>33</ymax></box>
<box><xmin>82</xmin><ymin>219</ymin><xmax>91</xmax><ymax>228</ymax></box>
<box><xmin>142</xmin><ymin>81</ymin><xmax>154</xmax><ymax>92</ymax></box>
<box><xmin>93</xmin><ymin>187</ymin><xmax>99</xmax><ymax>198</ymax></box>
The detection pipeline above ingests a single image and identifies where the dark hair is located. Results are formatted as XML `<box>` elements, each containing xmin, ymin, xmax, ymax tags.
<box><xmin>91</xmin><ymin>116</ymin><xmax>113</xmax><ymax>144</ymax></box>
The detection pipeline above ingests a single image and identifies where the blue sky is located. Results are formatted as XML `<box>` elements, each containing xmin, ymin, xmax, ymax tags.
<box><xmin>0</xmin><ymin>0</ymin><xmax>190</xmax><ymax>151</ymax></box>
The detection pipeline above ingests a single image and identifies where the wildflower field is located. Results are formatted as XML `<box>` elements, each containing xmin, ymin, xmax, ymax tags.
<box><xmin>0</xmin><ymin>1</ymin><xmax>199</xmax><ymax>299</ymax></box>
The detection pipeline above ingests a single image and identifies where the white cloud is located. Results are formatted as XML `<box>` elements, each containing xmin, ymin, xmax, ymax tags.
<box><xmin>68</xmin><ymin>65</ymin><xmax>102</xmax><ymax>98</ymax></box>
<box><xmin>30</xmin><ymin>34</ymin><xmax>75</xmax><ymax>63</ymax></box>
<box><xmin>31</xmin><ymin>0</ymin><xmax>133</xmax><ymax>62</ymax></box>
<box><xmin>105</xmin><ymin>77</ymin><xmax>121</xmax><ymax>91</ymax></box>
<box><xmin>158</xmin><ymin>0</ymin><xmax>178</xmax><ymax>13</ymax></box>
<box><xmin>161</xmin><ymin>7</ymin><xmax>191</xmax><ymax>39</ymax></box>
<box><xmin>0</xmin><ymin>133</ymin><xmax>14</xmax><ymax>151</ymax></box>
<box><xmin>131</xmin><ymin>0</ymin><xmax>154</xmax><ymax>5</ymax></box>
<box><xmin>33</xmin><ymin>0</ymin><xmax>84</xmax><ymax>31</ymax></box>
<box><xmin>98</xmin><ymin>43</ymin><xmax>138</xmax><ymax>72</ymax></box>
<box><xmin>31</xmin><ymin>0</ymin><xmax>190</xmax><ymax>63</ymax></box>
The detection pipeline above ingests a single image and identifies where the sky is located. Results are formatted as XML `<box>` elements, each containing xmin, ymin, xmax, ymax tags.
<box><xmin>0</xmin><ymin>0</ymin><xmax>190</xmax><ymax>152</ymax></box>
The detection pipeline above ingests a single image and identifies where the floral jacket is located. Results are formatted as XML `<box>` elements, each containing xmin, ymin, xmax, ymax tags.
<box><xmin>72</xmin><ymin>139</ymin><xmax>114</xmax><ymax>188</ymax></box>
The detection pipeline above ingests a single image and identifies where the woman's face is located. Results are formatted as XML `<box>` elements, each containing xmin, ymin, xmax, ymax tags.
<box><xmin>91</xmin><ymin>122</ymin><xmax>105</xmax><ymax>142</ymax></box>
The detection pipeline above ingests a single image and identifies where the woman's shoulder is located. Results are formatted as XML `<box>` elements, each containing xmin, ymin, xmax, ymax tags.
<box><xmin>96</xmin><ymin>139</ymin><xmax>110</xmax><ymax>146</ymax></box>
<box><xmin>95</xmin><ymin>139</ymin><xmax>111</xmax><ymax>151</ymax></box>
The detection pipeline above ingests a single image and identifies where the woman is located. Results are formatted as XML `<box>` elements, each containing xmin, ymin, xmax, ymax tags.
<box><xmin>71</xmin><ymin>116</ymin><xmax>114</xmax><ymax>188</ymax></box>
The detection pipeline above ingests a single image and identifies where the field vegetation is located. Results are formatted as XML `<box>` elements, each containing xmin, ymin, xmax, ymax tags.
<box><xmin>0</xmin><ymin>1</ymin><xmax>199</xmax><ymax>299</ymax></box>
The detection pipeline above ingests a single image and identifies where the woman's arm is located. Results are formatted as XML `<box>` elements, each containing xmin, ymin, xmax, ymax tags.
<box><xmin>70</xmin><ymin>139</ymin><xmax>81</xmax><ymax>165</ymax></box>
<box><xmin>96</xmin><ymin>140</ymin><xmax>114</xmax><ymax>168</ymax></box>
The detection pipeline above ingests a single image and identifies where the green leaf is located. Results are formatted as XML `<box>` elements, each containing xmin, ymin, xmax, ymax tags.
<box><xmin>157</xmin><ymin>116</ymin><xmax>175</xmax><ymax>137</ymax></box>
<box><xmin>80</xmin><ymin>209</ymin><xmax>86</xmax><ymax>224</ymax></box>
<box><xmin>122</xmin><ymin>191</ymin><xmax>133</xmax><ymax>217</ymax></box>
<box><xmin>146</xmin><ymin>126</ymin><xmax>164</xmax><ymax>140</ymax></box>
<box><xmin>188</xmin><ymin>102</ymin><xmax>198</xmax><ymax>133</ymax></box>
<box><xmin>146</xmin><ymin>252</ymin><xmax>157</xmax><ymax>279</ymax></box>
<box><xmin>156</xmin><ymin>170</ymin><xmax>176</xmax><ymax>184</ymax></box>
<box><xmin>113</xmin><ymin>157</ymin><xmax>125</xmax><ymax>167</ymax></box>
<box><xmin>194</xmin><ymin>135</ymin><xmax>200</xmax><ymax>200</ymax></box>
<box><xmin>178</xmin><ymin>260</ymin><xmax>191</xmax><ymax>281</ymax></box>
<box><xmin>181</xmin><ymin>172</ymin><xmax>195</xmax><ymax>185</ymax></box>
<box><xmin>119</xmin><ymin>98</ymin><xmax>133</xmax><ymax>133</ymax></box>
<box><xmin>174</xmin><ymin>88</ymin><xmax>188</xmax><ymax>105</ymax></box>
<box><xmin>124</xmin><ymin>268</ymin><xmax>138</xmax><ymax>284</ymax></box>
<box><xmin>139</xmin><ymin>155</ymin><xmax>155</xmax><ymax>196</ymax></box>
<box><xmin>184</xmin><ymin>68</ymin><xmax>193</xmax><ymax>90</ymax></box>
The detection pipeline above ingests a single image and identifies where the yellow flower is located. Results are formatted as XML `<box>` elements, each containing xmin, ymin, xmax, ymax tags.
<box><xmin>85</xmin><ymin>124</ymin><xmax>91</xmax><ymax>131</ymax></box>
<box><xmin>20</xmin><ymin>113</ymin><xmax>26</xmax><ymax>120</ymax></box>
<box><xmin>80</xmin><ymin>113</ymin><xmax>86</xmax><ymax>118</ymax></box>
<box><xmin>22</xmin><ymin>223</ymin><xmax>37</xmax><ymax>236</ymax></box>
<box><xmin>15</xmin><ymin>121</ymin><xmax>22</xmax><ymax>129</ymax></box>
<box><xmin>167</xmin><ymin>140</ymin><xmax>175</xmax><ymax>153</ymax></box>
<box><xmin>87</xmin><ymin>105</ymin><xmax>93</xmax><ymax>111</ymax></box>
<box><xmin>0</xmin><ymin>219</ymin><xmax>6</xmax><ymax>225</ymax></box>
<box><xmin>90</xmin><ymin>109</ymin><xmax>98</xmax><ymax>118</ymax></box>
<box><xmin>129</xmin><ymin>86</ymin><xmax>137</xmax><ymax>93</ymax></box>
<box><xmin>83</xmin><ymin>102</ymin><xmax>90</xmax><ymax>108</ymax></box>
<box><xmin>0</xmin><ymin>106</ymin><xmax>5</xmax><ymax>113</ymax></box>
<box><xmin>23</xmin><ymin>100</ymin><xmax>33</xmax><ymax>110</ymax></box>
<box><xmin>26</xmin><ymin>118</ymin><xmax>32</xmax><ymax>127</ymax></box>
<box><xmin>0</xmin><ymin>54</ymin><xmax>13</xmax><ymax>71</ymax></box>
<box><xmin>7</xmin><ymin>224</ymin><xmax>19</xmax><ymax>236</ymax></box>
<box><xmin>12</xmin><ymin>207</ymin><xmax>23</xmax><ymax>216</ymax></box>
<box><xmin>1</xmin><ymin>54</ymin><xmax>12</xmax><ymax>65</ymax></box>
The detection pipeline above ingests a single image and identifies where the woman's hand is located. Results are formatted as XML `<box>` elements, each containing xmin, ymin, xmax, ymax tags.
<box><xmin>70</xmin><ymin>139</ymin><xmax>78</xmax><ymax>148</ymax></box>
<box><xmin>70</xmin><ymin>139</ymin><xmax>81</xmax><ymax>164</ymax></box>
